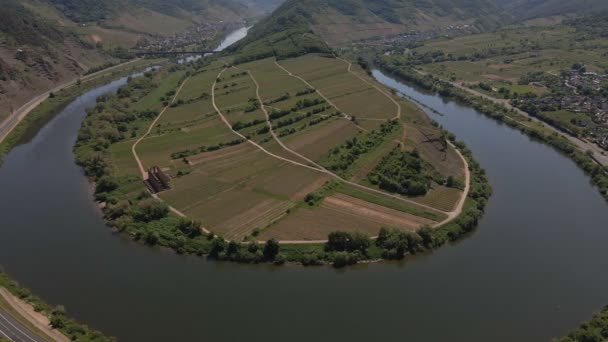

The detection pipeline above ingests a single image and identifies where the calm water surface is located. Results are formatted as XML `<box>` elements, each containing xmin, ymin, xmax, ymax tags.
<box><xmin>1</xmin><ymin>41</ymin><xmax>607</xmax><ymax>341</ymax></box>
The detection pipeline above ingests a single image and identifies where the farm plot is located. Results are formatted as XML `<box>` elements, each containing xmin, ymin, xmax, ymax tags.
<box><xmin>174</xmin><ymin>67</ymin><xmax>219</xmax><ymax>103</ymax></box>
<box><xmin>280</xmin><ymin>55</ymin><xmax>397</xmax><ymax>120</ymax></box>
<box><xmin>157</xmin><ymin>100</ymin><xmax>216</xmax><ymax>131</ymax></box>
<box><xmin>405</xmin><ymin>124</ymin><xmax>465</xmax><ymax>180</ymax></box>
<box><xmin>213</xmin><ymin>70</ymin><xmax>266</xmax><ymax>123</ymax></box>
<box><xmin>349</xmin><ymin>126</ymin><xmax>403</xmax><ymax>183</ymax></box>
<box><xmin>239</xmin><ymin>58</ymin><xmax>304</xmax><ymax>101</ymax></box>
<box><xmin>411</xmin><ymin>186</ymin><xmax>463</xmax><ymax>212</ymax></box>
<box><xmin>283</xmin><ymin>118</ymin><xmax>359</xmax><ymax>161</ymax></box>
<box><xmin>137</xmin><ymin>115</ymin><xmax>236</xmax><ymax>170</ymax></box>
<box><xmin>160</xmin><ymin>142</ymin><xmax>330</xmax><ymax>239</ymax></box>
<box><xmin>259</xmin><ymin>193</ymin><xmax>435</xmax><ymax>241</ymax></box>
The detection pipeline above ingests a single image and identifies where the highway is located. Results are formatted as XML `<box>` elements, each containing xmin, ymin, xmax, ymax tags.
<box><xmin>0</xmin><ymin>308</ymin><xmax>48</xmax><ymax>342</ymax></box>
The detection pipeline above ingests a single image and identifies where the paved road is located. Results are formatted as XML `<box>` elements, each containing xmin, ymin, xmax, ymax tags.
<box><xmin>414</xmin><ymin>69</ymin><xmax>608</xmax><ymax>166</ymax></box>
<box><xmin>0</xmin><ymin>58</ymin><xmax>142</xmax><ymax>145</ymax></box>
<box><xmin>0</xmin><ymin>308</ymin><xmax>48</xmax><ymax>342</ymax></box>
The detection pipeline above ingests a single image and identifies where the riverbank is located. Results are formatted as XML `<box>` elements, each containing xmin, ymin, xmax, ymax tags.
<box><xmin>418</xmin><ymin>70</ymin><xmax>608</xmax><ymax>167</ymax></box>
<box><xmin>375</xmin><ymin>60</ymin><xmax>608</xmax><ymax>203</ymax></box>
<box><xmin>0</xmin><ymin>271</ymin><xmax>113</xmax><ymax>341</ymax></box>
<box><xmin>2</xmin><ymin>40</ymin><xmax>608</xmax><ymax>340</ymax></box>
<box><xmin>0</xmin><ymin>287</ymin><xmax>69</xmax><ymax>342</ymax></box>
<box><xmin>0</xmin><ymin>58</ymin><xmax>163</xmax><ymax>163</ymax></box>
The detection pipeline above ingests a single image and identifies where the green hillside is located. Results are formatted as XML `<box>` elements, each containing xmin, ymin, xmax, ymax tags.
<box><xmin>496</xmin><ymin>0</ymin><xmax>608</xmax><ymax>20</ymax></box>
<box><xmin>0</xmin><ymin>0</ymin><xmax>280</xmax><ymax>121</ymax></box>
<box><xmin>237</xmin><ymin>0</ymin><xmax>509</xmax><ymax>46</ymax></box>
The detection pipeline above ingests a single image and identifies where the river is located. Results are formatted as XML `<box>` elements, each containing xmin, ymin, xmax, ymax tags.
<box><xmin>1</xmin><ymin>30</ymin><xmax>608</xmax><ymax>341</ymax></box>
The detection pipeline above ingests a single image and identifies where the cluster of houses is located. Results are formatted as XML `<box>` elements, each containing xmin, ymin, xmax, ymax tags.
<box><xmin>600</xmin><ymin>135</ymin><xmax>608</xmax><ymax>150</ymax></box>
<box><xmin>564</xmin><ymin>70</ymin><xmax>608</xmax><ymax>92</ymax></box>
<box><xmin>353</xmin><ymin>25</ymin><xmax>474</xmax><ymax>50</ymax></box>
<box><xmin>136</xmin><ymin>21</ymin><xmax>241</xmax><ymax>52</ymax></box>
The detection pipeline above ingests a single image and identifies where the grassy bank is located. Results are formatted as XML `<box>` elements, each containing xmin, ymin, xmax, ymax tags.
<box><xmin>376</xmin><ymin>59</ymin><xmax>608</xmax><ymax>203</ymax></box>
<box><xmin>0</xmin><ymin>58</ymin><xmax>163</xmax><ymax>164</ymax></box>
<box><xmin>0</xmin><ymin>271</ymin><xmax>114</xmax><ymax>341</ymax></box>
<box><xmin>553</xmin><ymin>305</ymin><xmax>608</xmax><ymax>342</ymax></box>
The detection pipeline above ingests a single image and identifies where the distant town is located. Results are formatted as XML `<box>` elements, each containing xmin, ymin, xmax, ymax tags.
<box><xmin>135</xmin><ymin>21</ymin><xmax>243</xmax><ymax>52</ymax></box>
<box><xmin>513</xmin><ymin>68</ymin><xmax>608</xmax><ymax>150</ymax></box>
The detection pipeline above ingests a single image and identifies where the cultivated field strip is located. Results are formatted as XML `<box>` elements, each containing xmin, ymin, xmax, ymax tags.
<box><xmin>129</xmin><ymin>55</ymin><xmax>471</xmax><ymax>242</ymax></box>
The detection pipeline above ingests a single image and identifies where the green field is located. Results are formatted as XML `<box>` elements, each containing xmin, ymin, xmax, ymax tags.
<box><xmin>75</xmin><ymin>53</ymin><xmax>467</xmax><ymax>246</ymax></box>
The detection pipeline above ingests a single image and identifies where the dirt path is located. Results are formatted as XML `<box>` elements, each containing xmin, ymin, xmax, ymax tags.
<box><xmin>129</xmin><ymin>77</ymin><xmax>215</xmax><ymax>236</ymax></box>
<box><xmin>129</xmin><ymin>62</ymin><xmax>471</xmax><ymax>245</ymax></box>
<box><xmin>273</xmin><ymin>60</ymin><xmax>370</xmax><ymax>132</ymax></box>
<box><xmin>414</xmin><ymin>69</ymin><xmax>608</xmax><ymax>166</ymax></box>
<box><xmin>211</xmin><ymin>67</ymin><xmax>448</xmax><ymax>216</ymax></box>
<box><xmin>131</xmin><ymin>77</ymin><xmax>190</xmax><ymax>179</ymax></box>
<box><xmin>0</xmin><ymin>288</ymin><xmax>69</xmax><ymax>342</ymax></box>
<box><xmin>234</xmin><ymin>65</ymin><xmax>325</xmax><ymax>171</ymax></box>
<box><xmin>337</xmin><ymin>57</ymin><xmax>401</xmax><ymax>120</ymax></box>
<box><xmin>0</xmin><ymin>58</ymin><xmax>143</xmax><ymax>145</ymax></box>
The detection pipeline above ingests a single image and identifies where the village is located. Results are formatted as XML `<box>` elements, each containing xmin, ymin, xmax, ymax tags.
<box><xmin>352</xmin><ymin>24</ymin><xmax>475</xmax><ymax>51</ymax></box>
<box><xmin>514</xmin><ymin>68</ymin><xmax>608</xmax><ymax>150</ymax></box>
<box><xmin>135</xmin><ymin>21</ymin><xmax>243</xmax><ymax>52</ymax></box>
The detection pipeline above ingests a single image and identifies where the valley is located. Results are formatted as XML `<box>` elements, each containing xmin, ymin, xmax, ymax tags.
<box><xmin>1</xmin><ymin>0</ymin><xmax>608</xmax><ymax>341</ymax></box>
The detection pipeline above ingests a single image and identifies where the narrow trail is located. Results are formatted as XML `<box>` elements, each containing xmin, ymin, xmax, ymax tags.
<box><xmin>273</xmin><ymin>60</ymin><xmax>369</xmax><ymax>132</ymax></box>
<box><xmin>131</xmin><ymin>61</ymin><xmax>472</xmax><ymax>245</ymax></box>
<box><xmin>130</xmin><ymin>77</ymin><xmax>214</xmax><ymax>235</ymax></box>
<box><xmin>212</xmin><ymin>68</ymin><xmax>325</xmax><ymax>173</ymax></box>
<box><xmin>211</xmin><ymin>67</ymin><xmax>449</xmax><ymax>219</ymax></box>
<box><xmin>336</xmin><ymin>57</ymin><xmax>402</xmax><ymax>120</ymax></box>
<box><xmin>234</xmin><ymin>65</ymin><xmax>326</xmax><ymax>171</ymax></box>
<box><xmin>131</xmin><ymin>78</ymin><xmax>190</xmax><ymax>179</ymax></box>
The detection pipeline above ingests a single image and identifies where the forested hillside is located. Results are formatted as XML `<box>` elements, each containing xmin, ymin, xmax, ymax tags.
<box><xmin>496</xmin><ymin>0</ymin><xmax>608</xmax><ymax>20</ymax></box>
<box><xmin>236</xmin><ymin>0</ymin><xmax>509</xmax><ymax>45</ymax></box>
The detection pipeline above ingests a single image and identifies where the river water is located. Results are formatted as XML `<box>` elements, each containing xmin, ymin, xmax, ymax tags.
<box><xmin>1</xmin><ymin>30</ymin><xmax>608</xmax><ymax>341</ymax></box>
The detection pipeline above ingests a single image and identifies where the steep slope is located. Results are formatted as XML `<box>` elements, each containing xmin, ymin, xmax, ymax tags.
<box><xmin>0</xmin><ymin>0</ymin><xmax>282</xmax><ymax>121</ymax></box>
<box><xmin>237</xmin><ymin>0</ymin><xmax>508</xmax><ymax>46</ymax></box>
<box><xmin>496</xmin><ymin>0</ymin><xmax>608</xmax><ymax>20</ymax></box>
<box><xmin>0</xmin><ymin>0</ymin><xmax>107</xmax><ymax>121</ymax></box>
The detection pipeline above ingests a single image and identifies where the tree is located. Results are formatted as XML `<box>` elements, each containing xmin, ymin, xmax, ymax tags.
<box><xmin>209</xmin><ymin>238</ymin><xmax>226</xmax><ymax>258</ymax></box>
<box><xmin>263</xmin><ymin>239</ymin><xmax>280</xmax><ymax>260</ymax></box>
<box><xmin>348</xmin><ymin>232</ymin><xmax>371</xmax><ymax>254</ymax></box>
<box><xmin>417</xmin><ymin>225</ymin><xmax>435</xmax><ymax>247</ymax></box>
<box><xmin>135</xmin><ymin>199</ymin><xmax>169</xmax><ymax>222</ymax></box>
<box><xmin>227</xmin><ymin>241</ymin><xmax>240</xmax><ymax>256</ymax></box>
<box><xmin>145</xmin><ymin>231</ymin><xmax>160</xmax><ymax>245</ymax></box>
<box><xmin>177</xmin><ymin>218</ymin><xmax>202</xmax><ymax>238</ymax></box>
<box><xmin>326</xmin><ymin>231</ymin><xmax>351</xmax><ymax>251</ymax></box>
<box><xmin>95</xmin><ymin>176</ymin><xmax>118</xmax><ymax>193</ymax></box>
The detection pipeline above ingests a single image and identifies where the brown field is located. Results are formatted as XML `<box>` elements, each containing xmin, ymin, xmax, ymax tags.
<box><xmin>137</xmin><ymin>116</ymin><xmax>236</xmax><ymax>170</ymax></box>
<box><xmin>134</xmin><ymin>54</ymin><xmax>464</xmax><ymax>242</ymax></box>
<box><xmin>213</xmin><ymin>199</ymin><xmax>294</xmax><ymax>241</ymax></box>
<box><xmin>405</xmin><ymin>124</ymin><xmax>465</xmax><ymax>180</ymax></box>
<box><xmin>283</xmin><ymin>118</ymin><xmax>359</xmax><ymax>161</ymax></box>
<box><xmin>280</xmin><ymin>55</ymin><xmax>397</xmax><ymax>119</ymax></box>
<box><xmin>260</xmin><ymin>193</ymin><xmax>435</xmax><ymax>241</ymax></box>
<box><xmin>160</xmin><ymin>140</ymin><xmax>331</xmax><ymax>239</ymax></box>
<box><xmin>412</xmin><ymin>186</ymin><xmax>463</xmax><ymax>212</ymax></box>
<box><xmin>187</xmin><ymin>143</ymin><xmax>251</xmax><ymax>166</ymax></box>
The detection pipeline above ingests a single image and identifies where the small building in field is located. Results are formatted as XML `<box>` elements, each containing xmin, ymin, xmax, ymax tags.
<box><xmin>144</xmin><ymin>166</ymin><xmax>171</xmax><ymax>193</ymax></box>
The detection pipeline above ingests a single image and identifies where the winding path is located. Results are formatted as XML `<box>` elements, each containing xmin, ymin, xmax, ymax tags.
<box><xmin>130</xmin><ymin>58</ymin><xmax>471</xmax><ymax>243</ymax></box>
<box><xmin>131</xmin><ymin>78</ymin><xmax>190</xmax><ymax>179</ymax></box>
<box><xmin>212</xmin><ymin>62</ymin><xmax>471</xmax><ymax>230</ymax></box>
